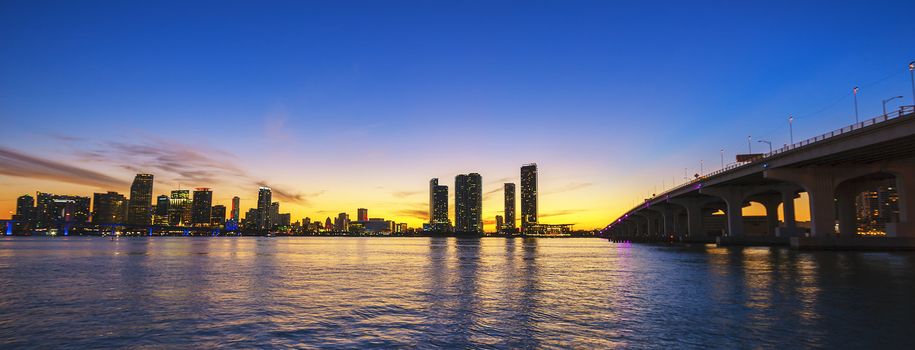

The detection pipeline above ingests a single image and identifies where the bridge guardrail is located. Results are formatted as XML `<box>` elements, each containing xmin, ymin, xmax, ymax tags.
<box><xmin>608</xmin><ymin>105</ymin><xmax>915</xmax><ymax>229</ymax></box>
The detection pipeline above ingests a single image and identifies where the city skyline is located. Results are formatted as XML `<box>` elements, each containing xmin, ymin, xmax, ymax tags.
<box><xmin>2</xmin><ymin>1</ymin><xmax>914</xmax><ymax>230</ymax></box>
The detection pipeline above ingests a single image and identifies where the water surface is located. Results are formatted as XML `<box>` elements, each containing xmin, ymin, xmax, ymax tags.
<box><xmin>1</xmin><ymin>237</ymin><xmax>913</xmax><ymax>348</ymax></box>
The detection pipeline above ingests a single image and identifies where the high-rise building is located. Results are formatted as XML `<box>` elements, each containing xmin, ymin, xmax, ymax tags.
<box><xmin>244</xmin><ymin>208</ymin><xmax>258</xmax><ymax>230</ymax></box>
<box><xmin>35</xmin><ymin>192</ymin><xmax>91</xmax><ymax>228</ymax></box>
<box><xmin>169</xmin><ymin>190</ymin><xmax>191</xmax><ymax>226</ymax></box>
<box><xmin>358</xmin><ymin>208</ymin><xmax>368</xmax><ymax>222</ymax></box>
<box><xmin>454</xmin><ymin>173</ymin><xmax>483</xmax><ymax>233</ymax></box>
<box><xmin>335</xmin><ymin>212</ymin><xmax>349</xmax><ymax>231</ymax></box>
<box><xmin>495</xmin><ymin>215</ymin><xmax>504</xmax><ymax>233</ymax></box>
<box><xmin>521</xmin><ymin>164</ymin><xmax>538</xmax><ymax>233</ymax></box>
<box><xmin>211</xmin><ymin>205</ymin><xmax>226</xmax><ymax>227</ymax></box>
<box><xmin>270</xmin><ymin>202</ymin><xmax>280</xmax><ymax>229</ymax></box>
<box><xmin>429</xmin><ymin>178</ymin><xmax>450</xmax><ymax>229</ymax></box>
<box><xmin>14</xmin><ymin>194</ymin><xmax>35</xmax><ymax>225</ymax></box>
<box><xmin>257</xmin><ymin>187</ymin><xmax>272</xmax><ymax>231</ymax></box>
<box><xmin>325</xmin><ymin>217</ymin><xmax>333</xmax><ymax>231</ymax></box>
<box><xmin>127</xmin><ymin>174</ymin><xmax>154</xmax><ymax>225</ymax></box>
<box><xmin>92</xmin><ymin>191</ymin><xmax>128</xmax><ymax>224</ymax></box>
<box><xmin>231</xmin><ymin>196</ymin><xmax>240</xmax><ymax>221</ymax></box>
<box><xmin>504</xmin><ymin>183</ymin><xmax>516</xmax><ymax>233</ymax></box>
<box><xmin>277</xmin><ymin>213</ymin><xmax>291</xmax><ymax>227</ymax></box>
<box><xmin>192</xmin><ymin>188</ymin><xmax>213</xmax><ymax>226</ymax></box>
<box><xmin>153</xmin><ymin>195</ymin><xmax>170</xmax><ymax>225</ymax></box>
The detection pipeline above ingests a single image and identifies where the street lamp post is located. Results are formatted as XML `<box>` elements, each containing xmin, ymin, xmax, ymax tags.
<box><xmin>788</xmin><ymin>115</ymin><xmax>794</xmax><ymax>144</ymax></box>
<box><xmin>909</xmin><ymin>61</ymin><xmax>915</xmax><ymax>106</ymax></box>
<box><xmin>853</xmin><ymin>86</ymin><xmax>860</xmax><ymax>123</ymax></box>
<box><xmin>720</xmin><ymin>149</ymin><xmax>724</xmax><ymax>168</ymax></box>
<box><xmin>700</xmin><ymin>160</ymin><xmax>703</xmax><ymax>176</ymax></box>
<box><xmin>758</xmin><ymin>140</ymin><xmax>773</xmax><ymax>153</ymax></box>
<box><xmin>747</xmin><ymin>135</ymin><xmax>752</xmax><ymax>153</ymax></box>
<box><xmin>883</xmin><ymin>96</ymin><xmax>904</xmax><ymax>117</ymax></box>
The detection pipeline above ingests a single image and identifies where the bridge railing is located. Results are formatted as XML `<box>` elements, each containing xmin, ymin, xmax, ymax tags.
<box><xmin>608</xmin><ymin>104</ymin><xmax>915</xmax><ymax>229</ymax></box>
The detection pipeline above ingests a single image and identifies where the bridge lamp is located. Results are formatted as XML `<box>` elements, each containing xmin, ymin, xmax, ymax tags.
<box><xmin>788</xmin><ymin>115</ymin><xmax>794</xmax><ymax>144</ymax></box>
<box><xmin>853</xmin><ymin>86</ymin><xmax>860</xmax><ymax>123</ymax></box>
<box><xmin>909</xmin><ymin>61</ymin><xmax>915</xmax><ymax>105</ymax></box>
<box><xmin>758</xmin><ymin>140</ymin><xmax>773</xmax><ymax>153</ymax></box>
<box><xmin>882</xmin><ymin>95</ymin><xmax>904</xmax><ymax>116</ymax></box>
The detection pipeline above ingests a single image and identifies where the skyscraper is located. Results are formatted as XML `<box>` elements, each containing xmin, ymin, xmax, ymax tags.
<box><xmin>211</xmin><ymin>205</ymin><xmax>226</xmax><ymax>227</ymax></box>
<box><xmin>335</xmin><ymin>212</ymin><xmax>349</xmax><ymax>231</ymax></box>
<box><xmin>257</xmin><ymin>187</ymin><xmax>272</xmax><ymax>231</ymax></box>
<box><xmin>15</xmin><ymin>194</ymin><xmax>34</xmax><ymax>225</ymax></box>
<box><xmin>495</xmin><ymin>215</ymin><xmax>504</xmax><ymax>233</ymax></box>
<box><xmin>521</xmin><ymin>163</ymin><xmax>538</xmax><ymax>233</ymax></box>
<box><xmin>127</xmin><ymin>174</ymin><xmax>154</xmax><ymax>225</ymax></box>
<box><xmin>154</xmin><ymin>195</ymin><xmax>170</xmax><ymax>225</ymax></box>
<box><xmin>92</xmin><ymin>191</ymin><xmax>128</xmax><ymax>224</ymax></box>
<box><xmin>358</xmin><ymin>208</ymin><xmax>368</xmax><ymax>222</ymax></box>
<box><xmin>454</xmin><ymin>173</ymin><xmax>482</xmax><ymax>233</ymax></box>
<box><xmin>192</xmin><ymin>188</ymin><xmax>213</xmax><ymax>226</ymax></box>
<box><xmin>169</xmin><ymin>190</ymin><xmax>191</xmax><ymax>226</ymax></box>
<box><xmin>231</xmin><ymin>196</ymin><xmax>240</xmax><ymax>221</ymax></box>
<box><xmin>429</xmin><ymin>178</ymin><xmax>449</xmax><ymax>229</ymax></box>
<box><xmin>270</xmin><ymin>202</ymin><xmax>279</xmax><ymax>229</ymax></box>
<box><xmin>325</xmin><ymin>217</ymin><xmax>333</xmax><ymax>231</ymax></box>
<box><xmin>504</xmin><ymin>183</ymin><xmax>516</xmax><ymax>233</ymax></box>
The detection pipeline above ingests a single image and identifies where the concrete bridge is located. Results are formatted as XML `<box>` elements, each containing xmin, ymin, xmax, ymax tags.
<box><xmin>602</xmin><ymin>106</ymin><xmax>915</xmax><ymax>249</ymax></box>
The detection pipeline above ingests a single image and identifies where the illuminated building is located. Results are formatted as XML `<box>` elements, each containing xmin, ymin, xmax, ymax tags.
<box><xmin>278</xmin><ymin>213</ymin><xmax>291</xmax><ymax>227</ymax></box>
<box><xmin>428</xmin><ymin>178</ymin><xmax>450</xmax><ymax>231</ymax></box>
<box><xmin>334</xmin><ymin>212</ymin><xmax>350</xmax><ymax>231</ymax></box>
<box><xmin>169</xmin><ymin>190</ymin><xmax>191</xmax><ymax>226</ymax></box>
<box><xmin>454</xmin><ymin>173</ymin><xmax>482</xmax><ymax>233</ymax></box>
<box><xmin>243</xmin><ymin>208</ymin><xmax>258</xmax><ymax>230</ymax></box>
<box><xmin>92</xmin><ymin>191</ymin><xmax>128</xmax><ymax>225</ymax></box>
<box><xmin>211</xmin><ymin>205</ymin><xmax>226</xmax><ymax>227</ymax></box>
<box><xmin>504</xmin><ymin>183</ymin><xmax>516</xmax><ymax>233</ymax></box>
<box><xmin>521</xmin><ymin>163</ymin><xmax>538</xmax><ymax>233</ymax></box>
<box><xmin>153</xmin><ymin>195</ymin><xmax>170</xmax><ymax>225</ymax></box>
<box><xmin>35</xmin><ymin>192</ymin><xmax>91</xmax><ymax>228</ymax></box>
<box><xmin>358</xmin><ymin>208</ymin><xmax>368</xmax><ymax>222</ymax></box>
<box><xmin>231</xmin><ymin>196</ymin><xmax>240</xmax><ymax>221</ymax></box>
<box><xmin>14</xmin><ymin>194</ymin><xmax>35</xmax><ymax>226</ymax></box>
<box><xmin>495</xmin><ymin>215</ymin><xmax>504</xmax><ymax>233</ymax></box>
<box><xmin>325</xmin><ymin>217</ymin><xmax>332</xmax><ymax>231</ymax></box>
<box><xmin>270</xmin><ymin>202</ymin><xmax>279</xmax><ymax>228</ymax></box>
<box><xmin>257</xmin><ymin>187</ymin><xmax>272</xmax><ymax>230</ymax></box>
<box><xmin>192</xmin><ymin>188</ymin><xmax>213</xmax><ymax>226</ymax></box>
<box><xmin>856</xmin><ymin>184</ymin><xmax>900</xmax><ymax>234</ymax></box>
<box><xmin>127</xmin><ymin>174</ymin><xmax>154</xmax><ymax>225</ymax></box>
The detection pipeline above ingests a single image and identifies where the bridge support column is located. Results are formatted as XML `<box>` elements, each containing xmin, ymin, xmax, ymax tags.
<box><xmin>890</xmin><ymin>159</ymin><xmax>915</xmax><ymax>237</ymax></box>
<box><xmin>700</xmin><ymin>187</ymin><xmax>749</xmax><ymax>237</ymax></box>
<box><xmin>776</xmin><ymin>185</ymin><xmax>801</xmax><ymax>237</ymax></box>
<box><xmin>749</xmin><ymin>194</ymin><xmax>782</xmax><ymax>236</ymax></box>
<box><xmin>648</xmin><ymin>205</ymin><xmax>678</xmax><ymax>238</ymax></box>
<box><xmin>836</xmin><ymin>184</ymin><xmax>858</xmax><ymax>237</ymax></box>
<box><xmin>669</xmin><ymin>197</ymin><xmax>716</xmax><ymax>242</ymax></box>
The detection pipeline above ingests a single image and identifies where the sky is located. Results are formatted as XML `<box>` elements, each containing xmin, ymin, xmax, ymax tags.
<box><xmin>1</xmin><ymin>0</ymin><xmax>914</xmax><ymax>230</ymax></box>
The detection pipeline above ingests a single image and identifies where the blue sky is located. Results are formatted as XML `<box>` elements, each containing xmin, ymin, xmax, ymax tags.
<box><xmin>1</xmin><ymin>0</ymin><xmax>913</xmax><ymax>228</ymax></box>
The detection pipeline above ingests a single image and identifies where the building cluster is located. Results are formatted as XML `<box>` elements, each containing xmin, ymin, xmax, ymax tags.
<box><xmin>4</xmin><ymin>164</ymin><xmax>576</xmax><ymax>236</ymax></box>
<box><xmin>423</xmin><ymin>163</ymin><xmax>572</xmax><ymax>235</ymax></box>
<box><xmin>5</xmin><ymin>173</ymin><xmax>412</xmax><ymax>236</ymax></box>
<box><xmin>855</xmin><ymin>183</ymin><xmax>900</xmax><ymax>235</ymax></box>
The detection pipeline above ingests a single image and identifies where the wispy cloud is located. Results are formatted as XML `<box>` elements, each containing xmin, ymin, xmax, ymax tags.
<box><xmin>0</xmin><ymin>146</ymin><xmax>129</xmax><ymax>189</ymax></box>
<box><xmin>482</xmin><ymin>187</ymin><xmax>502</xmax><ymax>200</ymax></box>
<box><xmin>392</xmin><ymin>190</ymin><xmax>422</xmax><ymax>198</ymax></box>
<box><xmin>256</xmin><ymin>182</ymin><xmax>324</xmax><ymax>205</ymax></box>
<box><xmin>544</xmin><ymin>182</ymin><xmax>593</xmax><ymax>195</ymax></box>
<box><xmin>487</xmin><ymin>177</ymin><xmax>513</xmax><ymax>185</ymax></box>
<box><xmin>395</xmin><ymin>209</ymin><xmax>428</xmax><ymax>221</ymax></box>
<box><xmin>539</xmin><ymin>209</ymin><xmax>586</xmax><ymax>218</ymax></box>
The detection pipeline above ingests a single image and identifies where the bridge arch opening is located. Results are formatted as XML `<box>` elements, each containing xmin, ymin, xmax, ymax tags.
<box><xmin>836</xmin><ymin>172</ymin><xmax>900</xmax><ymax>236</ymax></box>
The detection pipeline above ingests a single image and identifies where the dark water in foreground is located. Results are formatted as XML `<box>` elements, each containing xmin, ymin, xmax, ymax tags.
<box><xmin>1</xmin><ymin>237</ymin><xmax>914</xmax><ymax>349</ymax></box>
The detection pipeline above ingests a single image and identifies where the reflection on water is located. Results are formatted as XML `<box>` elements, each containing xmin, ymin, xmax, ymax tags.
<box><xmin>1</xmin><ymin>237</ymin><xmax>914</xmax><ymax>348</ymax></box>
